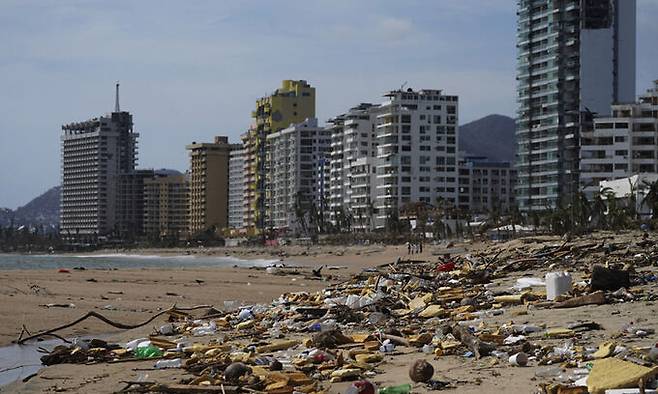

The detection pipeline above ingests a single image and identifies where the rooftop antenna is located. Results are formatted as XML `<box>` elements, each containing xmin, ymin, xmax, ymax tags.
<box><xmin>114</xmin><ymin>81</ymin><xmax>120</xmax><ymax>112</ymax></box>
<box><xmin>400</xmin><ymin>81</ymin><xmax>408</xmax><ymax>91</ymax></box>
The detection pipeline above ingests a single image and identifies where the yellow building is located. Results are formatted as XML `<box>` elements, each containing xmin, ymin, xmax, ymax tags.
<box><xmin>143</xmin><ymin>171</ymin><xmax>188</xmax><ymax>240</ymax></box>
<box><xmin>241</xmin><ymin>80</ymin><xmax>316</xmax><ymax>234</ymax></box>
<box><xmin>186</xmin><ymin>136</ymin><xmax>233</xmax><ymax>236</ymax></box>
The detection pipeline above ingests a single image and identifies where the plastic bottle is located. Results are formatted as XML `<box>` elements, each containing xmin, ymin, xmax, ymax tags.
<box><xmin>378</xmin><ymin>383</ymin><xmax>412</xmax><ymax>394</ymax></box>
<box><xmin>238</xmin><ymin>308</ymin><xmax>254</xmax><ymax>321</ymax></box>
<box><xmin>134</xmin><ymin>345</ymin><xmax>164</xmax><ymax>359</ymax></box>
<box><xmin>154</xmin><ymin>358</ymin><xmax>182</xmax><ymax>369</ymax></box>
<box><xmin>125</xmin><ymin>338</ymin><xmax>150</xmax><ymax>351</ymax></box>
<box><xmin>379</xmin><ymin>339</ymin><xmax>395</xmax><ymax>353</ymax></box>
<box><xmin>534</xmin><ymin>366</ymin><xmax>563</xmax><ymax>378</ymax></box>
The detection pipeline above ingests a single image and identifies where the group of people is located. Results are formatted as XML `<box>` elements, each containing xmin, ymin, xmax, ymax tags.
<box><xmin>406</xmin><ymin>241</ymin><xmax>423</xmax><ymax>254</ymax></box>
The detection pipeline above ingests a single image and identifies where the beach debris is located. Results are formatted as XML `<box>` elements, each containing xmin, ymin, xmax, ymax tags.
<box><xmin>553</xmin><ymin>291</ymin><xmax>606</xmax><ymax>309</ymax></box>
<box><xmin>379</xmin><ymin>383</ymin><xmax>412</xmax><ymax>394</ymax></box>
<box><xmin>347</xmin><ymin>380</ymin><xmax>376</xmax><ymax>394</ymax></box>
<box><xmin>591</xmin><ymin>265</ymin><xmax>631</xmax><ymax>291</ymax></box>
<box><xmin>587</xmin><ymin>358</ymin><xmax>658</xmax><ymax>394</ymax></box>
<box><xmin>509</xmin><ymin>352</ymin><xmax>528</xmax><ymax>367</ymax></box>
<box><xmin>18</xmin><ymin>231</ymin><xmax>658</xmax><ymax>393</ymax></box>
<box><xmin>16</xmin><ymin>304</ymin><xmax>212</xmax><ymax>344</ymax></box>
<box><xmin>223</xmin><ymin>362</ymin><xmax>252</xmax><ymax>382</ymax></box>
<box><xmin>40</xmin><ymin>303</ymin><xmax>76</xmax><ymax>308</ymax></box>
<box><xmin>408</xmin><ymin>359</ymin><xmax>434</xmax><ymax>382</ymax></box>
<box><xmin>545</xmin><ymin>271</ymin><xmax>572</xmax><ymax>300</ymax></box>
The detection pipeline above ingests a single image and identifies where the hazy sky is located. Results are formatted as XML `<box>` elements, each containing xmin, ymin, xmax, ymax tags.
<box><xmin>1</xmin><ymin>1</ymin><xmax>656</xmax><ymax>209</ymax></box>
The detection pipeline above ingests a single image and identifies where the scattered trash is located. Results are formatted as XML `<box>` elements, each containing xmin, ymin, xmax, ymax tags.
<box><xmin>587</xmin><ymin>358</ymin><xmax>658</xmax><ymax>394</ymax></box>
<box><xmin>19</xmin><ymin>232</ymin><xmax>658</xmax><ymax>393</ymax></box>
<box><xmin>154</xmin><ymin>358</ymin><xmax>182</xmax><ymax>369</ymax></box>
<box><xmin>134</xmin><ymin>344</ymin><xmax>163</xmax><ymax>359</ymax></box>
<box><xmin>545</xmin><ymin>271</ymin><xmax>572</xmax><ymax>300</ymax></box>
<box><xmin>40</xmin><ymin>303</ymin><xmax>75</xmax><ymax>308</ymax></box>
<box><xmin>409</xmin><ymin>359</ymin><xmax>434</xmax><ymax>382</ymax></box>
<box><xmin>379</xmin><ymin>383</ymin><xmax>412</xmax><ymax>394</ymax></box>
<box><xmin>509</xmin><ymin>352</ymin><xmax>528</xmax><ymax>367</ymax></box>
<box><xmin>591</xmin><ymin>265</ymin><xmax>630</xmax><ymax>292</ymax></box>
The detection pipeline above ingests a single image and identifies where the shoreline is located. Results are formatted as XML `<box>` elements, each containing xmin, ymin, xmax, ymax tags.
<box><xmin>0</xmin><ymin>244</ymin><xmax>415</xmax><ymax>348</ymax></box>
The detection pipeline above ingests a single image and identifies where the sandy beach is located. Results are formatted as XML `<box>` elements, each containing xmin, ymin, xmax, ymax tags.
<box><xmin>0</xmin><ymin>243</ymin><xmax>449</xmax><ymax>346</ymax></box>
<box><xmin>1</xmin><ymin>235</ymin><xmax>657</xmax><ymax>393</ymax></box>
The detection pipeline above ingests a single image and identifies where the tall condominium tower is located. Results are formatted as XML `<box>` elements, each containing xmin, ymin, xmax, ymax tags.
<box><xmin>265</xmin><ymin>118</ymin><xmax>330</xmax><ymax>233</ymax></box>
<box><xmin>186</xmin><ymin>136</ymin><xmax>233</xmax><ymax>235</ymax></box>
<box><xmin>228</xmin><ymin>147</ymin><xmax>246</xmax><ymax>230</ymax></box>
<box><xmin>60</xmin><ymin>84</ymin><xmax>140</xmax><ymax>239</ymax></box>
<box><xmin>241</xmin><ymin>80</ymin><xmax>315</xmax><ymax>234</ymax></box>
<box><xmin>374</xmin><ymin>88</ymin><xmax>459</xmax><ymax>230</ymax></box>
<box><xmin>515</xmin><ymin>0</ymin><xmax>636</xmax><ymax>211</ymax></box>
<box><xmin>327</xmin><ymin>103</ymin><xmax>379</xmax><ymax>230</ymax></box>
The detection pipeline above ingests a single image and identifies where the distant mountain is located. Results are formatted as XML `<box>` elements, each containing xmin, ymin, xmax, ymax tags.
<box><xmin>0</xmin><ymin>186</ymin><xmax>60</xmax><ymax>229</ymax></box>
<box><xmin>459</xmin><ymin>114</ymin><xmax>516</xmax><ymax>163</ymax></box>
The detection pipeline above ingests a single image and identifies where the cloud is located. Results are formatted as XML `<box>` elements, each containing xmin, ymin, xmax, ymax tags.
<box><xmin>0</xmin><ymin>0</ymin><xmax>655</xmax><ymax>209</ymax></box>
<box><xmin>376</xmin><ymin>17</ymin><xmax>414</xmax><ymax>38</ymax></box>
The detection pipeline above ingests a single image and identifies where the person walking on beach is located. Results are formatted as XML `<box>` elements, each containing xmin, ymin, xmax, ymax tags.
<box><xmin>407</xmin><ymin>241</ymin><xmax>411</xmax><ymax>255</ymax></box>
<box><xmin>419</xmin><ymin>241</ymin><xmax>423</xmax><ymax>254</ymax></box>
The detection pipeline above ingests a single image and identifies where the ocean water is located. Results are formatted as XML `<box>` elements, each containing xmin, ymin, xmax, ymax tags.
<box><xmin>0</xmin><ymin>253</ymin><xmax>279</xmax><ymax>270</ymax></box>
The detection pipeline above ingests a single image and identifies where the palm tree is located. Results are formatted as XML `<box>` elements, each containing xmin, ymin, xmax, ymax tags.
<box><xmin>626</xmin><ymin>179</ymin><xmax>638</xmax><ymax>222</ymax></box>
<box><xmin>293</xmin><ymin>191</ymin><xmax>308</xmax><ymax>236</ymax></box>
<box><xmin>591</xmin><ymin>188</ymin><xmax>609</xmax><ymax>229</ymax></box>
<box><xmin>603</xmin><ymin>188</ymin><xmax>628</xmax><ymax>230</ymax></box>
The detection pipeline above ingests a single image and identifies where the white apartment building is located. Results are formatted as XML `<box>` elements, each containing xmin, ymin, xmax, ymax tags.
<box><xmin>265</xmin><ymin>118</ymin><xmax>330</xmax><ymax>233</ymax></box>
<box><xmin>373</xmin><ymin>88</ymin><xmax>459</xmax><ymax>229</ymax></box>
<box><xmin>228</xmin><ymin>147</ymin><xmax>245</xmax><ymax>229</ymax></box>
<box><xmin>581</xmin><ymin>81</ymin><xmax>658</xmax><ymax>197</ymax></box>
<box><xmin>458</xmin><ymin>154</ymin><xmax>517</xmax><ymax>214</ymax></box>
<box><xmin>327</xmin><ymin>103</ymin><xmax>378</xmax><ymax>229</ymax></box>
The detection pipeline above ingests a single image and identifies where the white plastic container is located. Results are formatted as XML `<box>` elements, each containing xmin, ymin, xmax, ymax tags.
<box><xmin>545</xmin><ymin>272</ymin><xmax>572</xmax><ymax>300</ymax></box>
<box><xmin>155</xmin><ymin>358</ymin><xmax>182</xmax><ymax>369</ymax></box>
<box><xmin>508</xmin><ymin>352</ymin><xmax>528</xmax><ymax>367</ymax></box>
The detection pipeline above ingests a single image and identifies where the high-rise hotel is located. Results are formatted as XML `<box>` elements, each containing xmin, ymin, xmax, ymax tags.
<box><xmin>60</xmin><ymin>85</ymin><xmax>141</xmax><ymax>239</ymax></box>
<box><xmin>515</xmin><ymin>0</ymin><xmax>636</xmax><ymax>211</ymax></box>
